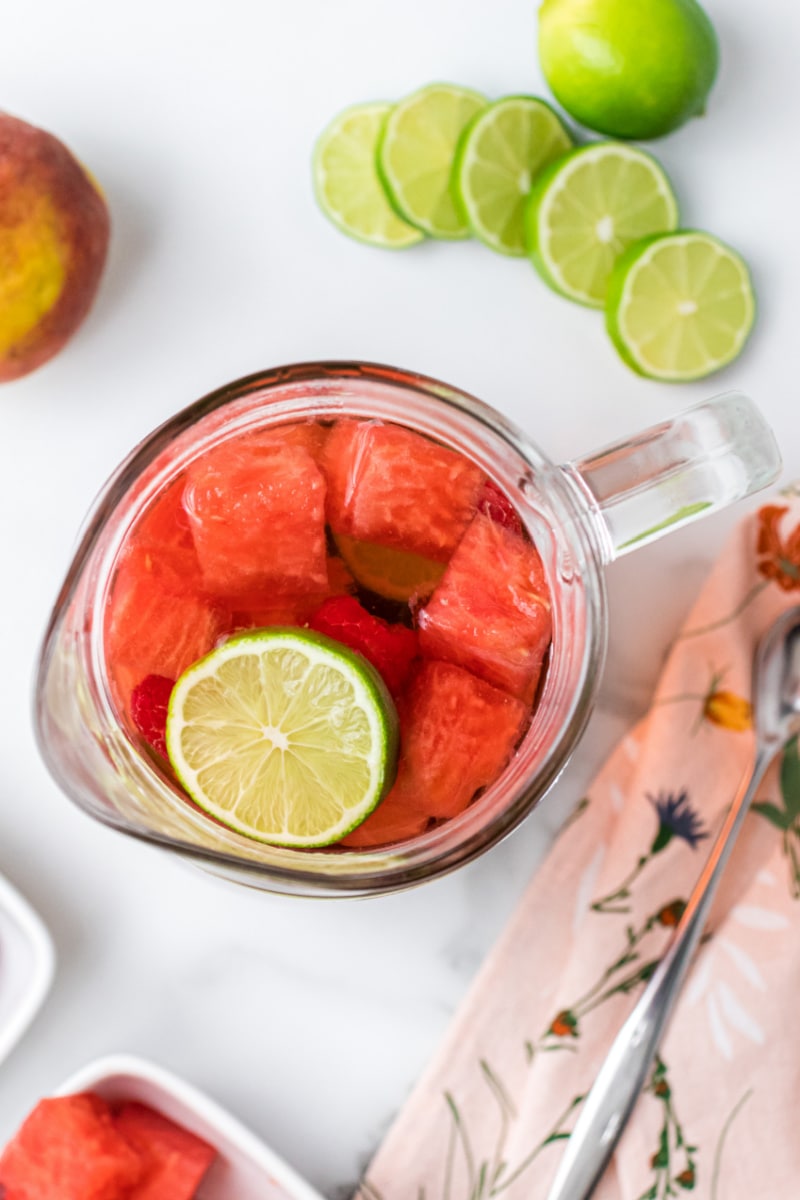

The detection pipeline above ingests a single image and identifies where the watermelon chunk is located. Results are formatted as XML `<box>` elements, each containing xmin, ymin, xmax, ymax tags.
<box><xmin>339</xmin><ymin>778</ymin><xmax>430</xmax><ymax>847</ymax></box>
<box><xmin>130</xmin><ymin>477</ymin><xmax>201</xmax><ymax>584</ymax></box>
<box><xmin>184</xmin><ymin>440</ymin><xmax>328</xmax><ymax>597</ymax></box>
<box><xmin>228</xmin><ymin>556</ymin><xmax>355</xmax><ymax>635</ymax></box>
<box><xmin>113</xmin><ymin>1102</ymin><xmax>216</xmax><ymax>1199</ymax></box>
<box><xmin>0</xmin><ymin>1093</ymin><xmax>143</xmax><ymax>1200</ymax></box>
<box><xmin>418</xmin><ymin>513</ymin><xmax>552</xmax><ymax>703</ymax></box>
<box><xmin>321</xmin><ymin>420</ymin><xmax>485</xmax><ymax>562</ymax></box>
<box><xmin>387</xmin><ymin>660</ymin><xmax>529</xmax><ymax>819</ymax></box>
<box><xmin>106</xmin><ymin>548</ymin><xmax>228</xmax><ymax>701</ymax></box>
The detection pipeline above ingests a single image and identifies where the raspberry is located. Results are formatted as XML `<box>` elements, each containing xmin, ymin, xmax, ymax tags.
<box><xmin>477</xmin><ymin>480</ymin><xmax>523</xmax><ymax>536</ymax></box>
<box><xmin>308</xmin><ymin>595</ymin><xmax>418</xmax><ymax>698</ymax></box>
<box><xmin>130</xmin><ymin>674</ymin><xmax>175</xmax><ymax>759</ymax></box>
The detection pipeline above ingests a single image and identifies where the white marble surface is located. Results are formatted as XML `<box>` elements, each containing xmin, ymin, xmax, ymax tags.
<box><xmin>0</xmin><ymin>0</ymin><xmax>798</xmax><ymax>1192</ymax></box>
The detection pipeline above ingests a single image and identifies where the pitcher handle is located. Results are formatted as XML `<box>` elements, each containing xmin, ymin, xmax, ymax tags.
<box><xmin>561</xmin><ymin>392</ymin><xmax>782</xmax><ymax>564</ymax></box>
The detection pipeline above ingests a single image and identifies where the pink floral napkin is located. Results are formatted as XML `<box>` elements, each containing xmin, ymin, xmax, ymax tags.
<box><xmin>356</xmin><ymin>489</ymin><xmax>800</xmax><ymax>1200</ymax></box>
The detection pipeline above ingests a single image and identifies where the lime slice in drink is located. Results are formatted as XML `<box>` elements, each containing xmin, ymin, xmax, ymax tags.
<box><xmin>524</xmin><ymin>143</ymin><xmax>679</xmax><ymax>307</ymax></box>
<box><xmin>166</xmin><ymin>628</ymin><xmax>399</xmax><ymax>847</ymax></box>
<box><xmin>312</xmin><ymin>102</ymin><xmax>424</xmax><ymax>249</ymax></box>
<box><xmin>378</xmin><ymin>83</ymin><xmax>487</xmax><ymax>239</ymax></box>
<box><xmin>605</xmin><ymin>230</ymin><xmax>756</xmax><ymax>381</ymax></box>
<box><xmin>455</xmin><ymin>96</ymin><xmax>572</xmax><ymax>256</ymax></box>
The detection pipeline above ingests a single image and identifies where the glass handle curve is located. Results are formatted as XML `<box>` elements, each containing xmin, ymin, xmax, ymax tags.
<box><xmin>561</xmin><ymin>391</ymin><xmax>782</xmax><ymax>564</ymax></box>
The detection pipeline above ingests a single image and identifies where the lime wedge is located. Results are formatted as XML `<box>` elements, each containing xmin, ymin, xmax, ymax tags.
<box><xmin>334</xmin><ymin>533</ymin><xmax>445</xmax><ymax>602</ymax></box>
<box><xmin>165</xmin><ymin>629</ymin><xmax>398</xmax><ymax>847</ymax></box>
<box><xmin>605</xmin><ymin>231</ymin><xmax>756</xmax><ymax>381</ymax></box>
<box><xmin>378</xmin><ymin>83</ymin><xmax>487</xmax><ymax>239</ymax></box>
<box><xmin>455</xmin><ymin>96</ymin><xmax>572</xmax><ymax>256</ymax></box>
<box><xmin>524</xmin><ymin>143</ymin><xmax>679</xmax><ymax>307</ymax></box>
<box><xmin>313</xmin><ymin>102</ymin><xmax>424</xmax><ymax>249</ymax></box>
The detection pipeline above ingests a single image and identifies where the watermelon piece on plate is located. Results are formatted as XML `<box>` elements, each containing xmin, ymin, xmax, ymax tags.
<box><xmin>113</xmin><ymin>1102</ymin><xmax>216</xmax><ymax>1199</ymax></box>
<box><xmin>184</xmin><ymin>440</ymin><xmax>328</xmax><ymax>597</ymax></box>
<box><xmin>0</xmin><ymin>1093</ymin><xmax>143</xmax><ymax>1200</ymax></box>
<box><xmin>418</xmin><ymin>513</ymin><xmax>552</xmax><ymax>703</ymax></box>
<box><xmin>390</xmin><ymin>660</ymin><xmax>529</xmax><ymax>820</ymax></box>
<box><xmin>106</xmin><ymin>549</ymin><xmax>228</xmax><ymax>702</ymax></box>
<box><xmin>321</xmin><ymin>420</ymin><xmax>485</xmax><ymax>562</ymax></box>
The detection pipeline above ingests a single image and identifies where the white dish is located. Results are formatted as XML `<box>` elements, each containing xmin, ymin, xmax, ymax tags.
<box><xmin>0</xmin><ymin>871</ymin><xmax>55</xmax><ymax>1067</ymax></box>
<box><xmin>57</xmin><ymin>1054</ymin><xmax>327</xmax><ymax>1200</ymax></box>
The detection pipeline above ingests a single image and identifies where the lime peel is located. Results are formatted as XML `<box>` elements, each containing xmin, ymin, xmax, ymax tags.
<box><xmin>166</xmin><ymin>628</ymin><xmax>399</xmax><ymax>848</ymax></box>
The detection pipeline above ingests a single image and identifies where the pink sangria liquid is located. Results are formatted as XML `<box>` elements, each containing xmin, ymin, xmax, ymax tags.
<box><xmin>105</xmin><ymin>417</ymin><xmax>553</xmax><ymax>849</ymax></box>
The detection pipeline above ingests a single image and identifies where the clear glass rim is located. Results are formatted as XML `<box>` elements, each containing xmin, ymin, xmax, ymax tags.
<box><xmin>35</xmin><ymin>360</ymin><xmax>609</xmax><ymax>896</ymax></box>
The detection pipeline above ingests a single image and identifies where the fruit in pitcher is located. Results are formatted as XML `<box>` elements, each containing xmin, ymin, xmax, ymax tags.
<box><xmin>185</xmin><ymin>437</ymin><xmax>328</xmax><ymax>596</ymax></box>
<box><xmin>538</xmin><ymin>0</ymin><xmax>719</xmax><ymax>140</ymax></box>
<box><xmin>391</xmin><ymin>659</ymin><xmax>529</xmax><ymax>819</ymax></box>
<box><xmin>0</xmin><ymin>112</ymin><xmax>110</xmax><ymax>382</ymax></box>
<box><xmin>418</xmin><ymin>512</ymin><xmax>552</xmax><ymax>703</ymax></box>
<box><xmin>322</xmin><ymin>420</ymin><xmax>485</xmax><ymax>560</ymax></box>
<box><xmin>106</xmin><ymin>415</ymin><xmax>553</xmax><ymax>849</ymax></box>
<box><xmin>165</xmin><ymin>628</ymin><xmax>399</xmax><ymax>847</ymax></box>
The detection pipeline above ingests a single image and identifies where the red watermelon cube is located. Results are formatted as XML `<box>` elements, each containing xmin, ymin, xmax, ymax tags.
<box><xmin>417</xmin><ymin>513</ymin><xmax>552</xmax><ymax>703</ymax></box>
<box><xmin>106</xmin><ymin>547</ymin><xmax>228</xmax><ymax>701</ymax></box>
<box><xmin>0</xmin><ymin>1093</ymin><xmax>144</xmax><ymax>1200</ymax></box>
<box><xmin>389</xmin><ymin>660</ymin><xmax>529</xmax><ymax>820</ymax></box>
<box><xmin>113</xmin><ymin>1102</ymin><xmax>216</xmax><ymax>1199</ymax></box>
<box><xmin>184</xmin><ymin>440</ymin><xmax>328</xmax><ymax>597</ymax></box>
<box><xmin>339</xmin><ymin>778</ymin><xmax>430</xmax><ymax>847</ymax></box>
<box><xmin>321</xmin><ymin>420</ymin><xmax>485</xmax><ymax>562</ymax></box>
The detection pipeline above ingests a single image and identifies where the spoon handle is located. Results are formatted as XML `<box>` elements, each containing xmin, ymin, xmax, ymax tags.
<box><xmin>545</xmin><ymin>746</ymin><xmax>775</xmax><ymax>1200</ymax></box>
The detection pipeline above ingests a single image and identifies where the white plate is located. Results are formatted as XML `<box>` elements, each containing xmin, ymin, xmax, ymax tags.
<box><xmin>0</xmin><ymin>871</ymin><xmax>55</xmax><ymax>1067</ymax></box>
<box><xmin>57</xmin><ymin>1055</ymin><xmax>327</xmax><ymax>1200</ymax></box>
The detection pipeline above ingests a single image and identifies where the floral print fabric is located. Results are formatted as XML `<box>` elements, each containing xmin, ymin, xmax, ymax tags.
<box><xmin>356</xmin><ymin>494</ymin><xmax>800</xmax><ymax>1200</ymax></box>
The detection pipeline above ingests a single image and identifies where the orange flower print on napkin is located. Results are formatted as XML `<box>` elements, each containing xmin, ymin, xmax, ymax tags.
<box><xmin>756</xmin><ymin>505</ymin><xmax>800</xmax><ymax>591</ymax></box>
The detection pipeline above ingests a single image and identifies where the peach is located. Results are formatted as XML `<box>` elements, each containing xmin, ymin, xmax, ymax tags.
<box><xmin>0</xmin><ymin>112</ymin><xmax>110</xmax><ymax>381</ymax></box>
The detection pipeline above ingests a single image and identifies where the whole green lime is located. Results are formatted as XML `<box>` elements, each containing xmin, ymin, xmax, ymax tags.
<box><xmin>538</xmin><ymin>0</ymin><xmax>719</xmax><ymax>140</ymax></box>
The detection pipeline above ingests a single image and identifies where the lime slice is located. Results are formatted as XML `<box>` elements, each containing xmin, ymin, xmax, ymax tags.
<box><xmin>455</xmin><ymin>96</ymin><xmax>573</xmax><ymax>256</ymax></box>
<box><xmin>524</xmin><ymin>143</ymin><xmax>679</xmax><ymax>307</ymax></box>
<box><xmin>378</xmin><ymin>83</ymin><xmax>487</xmax><ymax>239</ymax></box>
<box><xmin>334</xmin><ymin>534</ymin><xmax>445</xmax><ymax>602</ymax></box>
<box><xmin>166</xmin><ymin>628</ymin><xmax>398</xmax><ymax>847</ymax></box>
<box><xmin>605</xmin><ymin>230</ymin><xmax>756</xmax><ymax>381</ymax></box>
<box><xmin>312</xmin><ymin>102</ymin><xmax>424</xmax><ymax>249</ymax></box>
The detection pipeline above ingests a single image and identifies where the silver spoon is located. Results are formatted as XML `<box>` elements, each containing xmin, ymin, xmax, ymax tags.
<box><xmin>546</xmin><ymin>605</ymin><xmax>800</xmax><ymax>1200</ymax></box>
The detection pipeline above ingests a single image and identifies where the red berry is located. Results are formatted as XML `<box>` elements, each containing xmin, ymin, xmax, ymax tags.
<box><xmin>130</xmin><ymin>674</ymin><xmax>175</xmax><ymax>758</ymax></box>
<box><xmin>308</xmin><ymin>596</ymin><xmax>418</xmax><ymax>698</ymax></box>
<box><xmin>477</xmin><ymin>480</ymin><xmax>523</xmax><ymax>536</ymax></box>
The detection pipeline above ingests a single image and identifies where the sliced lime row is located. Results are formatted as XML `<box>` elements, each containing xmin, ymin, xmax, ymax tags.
<box><xmin>455</xmin><ymin>96</ymin><xmax>572</xmax><ymax>256</ymax></box>
<box><xmin>605</xmin><ymin>231</ymin><xmax>756</xmax><ymax>381</ymax></box>
<box><xmin>524</xmin><ymin>142</ymin><xmax>679</xmax><ymax>307</ymax></box>
<box><xmin>312</xmin><ymin>102</ymin><xmax>424</xmax><ymax>249</ymax></box>
<box><xmin>165</xmin><ymin>628</ymin><xmax>398</xmax><ymax>848</ymax></box>
<box><xmin>378</xmin><ymin>83</ymin><xmax>487</xmax><ymax>239</ymax></box>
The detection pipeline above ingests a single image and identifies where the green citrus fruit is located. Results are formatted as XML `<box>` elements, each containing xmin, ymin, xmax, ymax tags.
<box><xmin>378</xmin><ymin>83</ymin><xmax>487</xmax><ymax>239</ymax></box>
<box><xmin>312</xmin><ymin>102</ymin><xmax>424</xmax><ymax>249</ymax></box>
<box><xmin>538</xmin><ymin>0</ymin><xmax>719</xmax><ymax>140</ymax></box>
<box><xmin>605</xmin><ymin>230</ymin><xmax>756</xmax><ymax>381</ymax></box>
<box><xmin>166</xmin><ymin>628</ymin><xmax>399</xmax><ymax>847</ymax></box>
<box><xmin>454</xmin><ymin>96</ymin><xmax>573</xmax><ymax>256</ymax></box>
<box><xmin>524</xmin><ymin>142</ymin><xmax>679</xmax><ymax>307</ymax></box>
